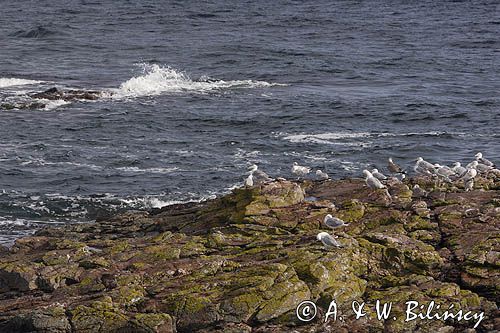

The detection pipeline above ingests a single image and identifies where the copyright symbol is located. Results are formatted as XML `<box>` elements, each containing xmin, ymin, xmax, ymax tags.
<box><xmin>296</xmin><ymin>300</ymin><xmax>317</xmax><ymax>322</ymax></box>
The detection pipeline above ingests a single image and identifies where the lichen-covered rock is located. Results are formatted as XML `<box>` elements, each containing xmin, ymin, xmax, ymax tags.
<box><xmin>0</xmin><ymin>176</ymin><xmax>498</xmax><ymax>332</ymax></box>
<box><xmin>69</xmin><ymin>299</ymin><xmax>130</xmax><ymax>332</ymax></box>
<box><xmin>0</xmin><ymin>261</ymin><xmax>41</xmax><ymax>292</ymax></box>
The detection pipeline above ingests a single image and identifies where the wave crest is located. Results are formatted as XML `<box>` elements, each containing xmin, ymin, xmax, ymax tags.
<box><xmin>110</xmin><ymin>64</ymin><xmax>284</xmax><ymax>98</ymax></box>
<box><xmin>0</xmin><ymin>78</ymin><xmax>42</xmax><ymax>88</ymax></box>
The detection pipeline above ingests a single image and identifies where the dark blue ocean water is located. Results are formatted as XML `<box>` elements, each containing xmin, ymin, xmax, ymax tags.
<box><xmin>0</xmin><ymin>0</ymin><xmax>499</xmax><ymax>244</ymax></box>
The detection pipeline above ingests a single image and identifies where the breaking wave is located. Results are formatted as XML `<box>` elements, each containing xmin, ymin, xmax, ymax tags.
<box><xmin>0</xmin><ymin>77</ymin><xmax>42</xmax><ymax>88</ymax></box>
<box><xmin>109</xmin><ymin>64</ymin><xmax>285</xmax><ymax>98</ymax></box>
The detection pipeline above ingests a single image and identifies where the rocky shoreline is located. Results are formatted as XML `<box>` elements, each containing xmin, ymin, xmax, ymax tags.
<box><xmin>0</xmin><ymin>175</ymin><xmax>498</xmax><ymax>332</ymax></box>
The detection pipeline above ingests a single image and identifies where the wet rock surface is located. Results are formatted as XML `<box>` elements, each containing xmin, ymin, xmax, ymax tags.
<box><xmin>1</xmin><ymin>87</ymin><xmax>103</xmax><ymax>110</ymax></box>
<box><xmin>0</xmin><ymin>178</ymin><xmax>498</xmax><ymax>332</ymax></box>
<box><xmin>30</xmin><ymin>87</ymin><xmax>102</xmax><ymax>101</ymax></box>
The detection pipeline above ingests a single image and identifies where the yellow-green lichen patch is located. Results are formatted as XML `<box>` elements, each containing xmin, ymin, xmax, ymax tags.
<box><xmin>69</xmin><ymin>300</ymin><xmax>129</xmax><ymax>333</ymax></box>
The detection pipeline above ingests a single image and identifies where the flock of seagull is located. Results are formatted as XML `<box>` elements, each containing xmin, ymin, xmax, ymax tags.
<box><xmin>244</xmin><ymin>152</ymin><xmax>498</xmax><ymax>249</ymax></box>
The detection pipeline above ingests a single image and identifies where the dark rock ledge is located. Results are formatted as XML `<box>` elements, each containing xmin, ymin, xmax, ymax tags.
<box><xmin>0</xmin><ymin>176</ymin><xmax>498</xmax><ymax>332</ymax></box>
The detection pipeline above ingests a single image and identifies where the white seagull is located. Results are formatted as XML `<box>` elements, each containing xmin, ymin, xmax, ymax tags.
<box><xmin>387</xmin><ymin>157</ymin><xmax>406</xmax><ymax>175</ymax></box>
<box><xmin>323</xmin><ymin>214</ymin><xmax>349</xmax><ymax>229</ymax></box>
<box><xmin>475</xmin><ymin>152</ymin><xmax>495</xmax><ymax>168</ymax></box>
<box><xmin>292</xmin><ymin>162</ymin><xmax>311</xmax><ymax>179</ymax></box>
<box><xmin>464</xmin><ymin>179</ymin><xmax>474</xmax><ymax>192</ymax></box>
<box><xmin>467</xmin><ymin>160</ymin><xmax>492</xmax><ymax>173</ymax></box>
<box><xmin>248</xmin><ymin>164</ymin><xmax>272</xmax><ymax>184</ymax></box>
<box><xmin>412</xmin><ymin>184</ymin><xmax>427</xmax><ymax>198</ymax></box>
<box><xmin>460</xmin><ymin>162</ymin><xmax>478</xmax><ymax>182</ymax></box>
<box><xmin>245</xmin><ymin>173</ymin><xmax>254</xmax><ymax>187</ymax></box>
<box><xmin>363</xmin><ymin>170</ymin><xmax>385</xmax><ymax>189</ymax></box>
<box><xmin>433</xmin><ymin>164</ymin><xmax>455</xmax><ymax>181</ymax></box>
<box><xmin>315</xmin><ymin>169</ymin><xmax>329</xmax><ymax>180</ymax></box>
<box><xmin>317</xmin><ymin>232</ymin><xmax>341</xmax><ymax>248</ymax></box>
<box><xmin>414</xmin><ymin>157</ymin><xmax>436</xmax><ymax>176</ymax></box>
<box><xmin>451</xmin><ymin>162</ymin><xmax>466</xmax><ymax>176</ymax></box>
<box><xmin>371</xmin><ymin>168</ymin><xmax>388</xmax><ymax>181</ymax></box>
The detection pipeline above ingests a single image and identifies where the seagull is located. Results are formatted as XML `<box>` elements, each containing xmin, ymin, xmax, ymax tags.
<box><xmin>245</xmin><ymin>173</ymin><xmax>254</xmax><ymax>187</ymax></box>
<box><xmin>412</xmin><ymin>184</ymin><xmax>427</xmax><ymax>198</ymax></box>
<box><xmin>315</xmin><ymin>169</ymin><xmax>329</xmax><ymax>180</ymax></box>
<box><xmin>248</xmin><ymin>164</ymin><xmax>272</xmax><ymax>184</ymax></box>
<box><xmin>292</xmin><ymin>162</ymin><xmax>311</xmax><ymax>179</ymax></box>
<box><xmin>475</xmin><ymin>152</ymin><xmax>495</xmax><ymax>168</ymax></box>
<box><xmin>363</xmin><ymin>170</ymin><xmax>385</xmax><ymax>189</ymax></box>
<box><xmin>460</xmin><ymin>162</ymin><xmax>478</xmax><ymax>182</ymax></box>
<box><xmin>467</xmin><ymin>160</ymin><xmax>492</xmax><ymax>173</ymax></box>
<box><xmin>249</xmin><ymin>164</ymin><xmax>258</xmax><ymax>172</ymax></box>
<box><xmin>323</xmin><ymin>214</ymin><xmax>349</xmax><ymax>229</ymax></box>
<box><xmin>371</xmin><ymin>168</ymin><xmax>388</xmax><ymax>181</ymax></box>
<box><xmin>464</xmin><ymin>179</ymin><xmax>474</xmax><ymax>192</ymax></box>
<box><xmin>477</xmin><ymin>163</ymin><xmax>493</xmax><ymax>174</ymax></box>
<box><xmin>387</xmin><ymin>158</ymin><xmax>406</xmax><ymax>175</ymax></box>
<box><xmin>414</xmin><ymin>157</ymin><xmax>436</xmax><ymax>177</ymax></box>
<box><xmin>451</xmin><ymin>162</ymin><xmax>466</xmax><ymax>176</ymax></box>
<box><xmin>317</xmin><ymin>232</ymin><xmax>341</xmax><ymax>248</ymax></box>
<box><xmin>433</xmin><ymin>164</ymin><xmax>455</xmax><ymax>181</ymax></box>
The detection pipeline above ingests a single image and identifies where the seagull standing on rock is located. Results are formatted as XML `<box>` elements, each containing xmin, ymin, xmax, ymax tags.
<box><xmin>414</xmin><ymin>157</ymin><xmax>436</xmax><ymax>177</ymax></box>
<box><xmin>292</xmin><ymin>162</ymin><xmax>311</xmax><ymax>179</ymax></box>
<box><xmin>363</xmin><ymin>170</ymin><xmax>386</xmax><ymax>189</ymax></box>
<box><xmin>460</xmin><ymin>162</ymin><xmax>478</xmax><ymax>182</ymax></box>
<box><xmin>248</xmin><ymin>164</ymin><xmax>272</xmax><ymax>184</ymax></box>
<box><xmin>363</xmin><ymin>169</ymin><xmax>392</xmax><ymax>201</ymax></box>
<box><xmin>459</xmin><ymin>161</ymin><xmax>481</xmax><ymax>192</ymax></box>
<box><xmin>323</xmin><ymin>214</ymin><xmax>349</xmax><ymax>229</ymax></box>
<box><xmin>433</xmin><ymin>164</ymin><xmax>455</xmax><ymax>182</ymax></box>
<box><xmin>412</xmin><ymin>184</ymin><xmax>427</xmax><ymax>198</ymax></box>
<box><xmin>451</xmin><ymin>162</ymin><xmax>466</xmax><ymax>176</ymax></box>
<box><xmin>371</xmin><ymin>168</ymin><xmax>388</xmax><ymax>181</ymax></box>
<box><xmin>467</xmin><ymin>160</ymin><xmax>492</xmax><ymax>174</ymax></box>
<box><xmin>317</xmin><ymin>232</ymin><xmax>341</xmax><ymax>248</ymax></box>
<box><xmin>315</xmin><ymin>169</ymin><xmax>329</xmax><ymax>180</ymax></box>
<box><xmin>475</xmin><ymin>152</ymin><xmax>495</xmax><ymax>168</ymax></box>
<box><xmin>464</xmin><ymin>179</ymin><xmax>474</xmax><ymax>192</ymax></box>
<box><xmin>244</xmin><ymin>173</ymin><xmax>254</xmax><ymax>187</ymax></box>
<box><xmin>387</xmin><ymin>157</ymin><xmax>406</xmax><ymax>177</ymax></box>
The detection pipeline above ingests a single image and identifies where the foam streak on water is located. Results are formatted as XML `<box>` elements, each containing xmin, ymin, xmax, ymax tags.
<box><xmin>0</xmin><ymin>77</ymin><xmax>42</xmax><ymax>88</ymax></box>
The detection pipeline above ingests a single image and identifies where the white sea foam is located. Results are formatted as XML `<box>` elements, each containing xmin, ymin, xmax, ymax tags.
<box><xmin>282</xmin><ymin>131</ymin><xmax>464</xmax><ymax>145</ymax></box>
<box><xmin>283</xmin><ymin>132</ymin><xmax>372</xmax><ymax>144</ymax></box>
<box><xmin>0</xmin><ymin>218</ymin><xmax>30</xmax><ymax>227</ymax></box>
<box><xmin>45</xmin><ymin>99</ymin><xmax>70</xmax><ymax>110</ymax></box>
<box><xmin>109</xmin><ymin>64</ymin><xmax>285</xmax><ymax>98</ymax></box>
<box><xmin>120</xmin><ymin>197</ymin><xmax>182</xmax><ymax>209</ymax></box>
<box><xmin>0</xmin><ymin>217</ymin><xmax>63</xmax><ymax>228</ymax></box>
<box><xmin>115</xmin><ymin>166</ymin><xmax>179</xmax><ymax>174</ymax></box>
<box><xmin>20</xmin><ymin>159</ymin><xmax>102</xmax><ymax>170</ymax></box>
<box><xmin>0</xmin><ymin>77</ymin><xmax>42</xmax><ymax>88</ymax></box>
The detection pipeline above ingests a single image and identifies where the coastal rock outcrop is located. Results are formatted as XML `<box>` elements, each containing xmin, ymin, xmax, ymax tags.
<box><xmin>0</xmin><ymin>178</ymin><xmax>498</xmax><ymax>332</ymax></box>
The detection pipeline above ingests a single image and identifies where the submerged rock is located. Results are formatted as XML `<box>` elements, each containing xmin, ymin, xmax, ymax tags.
<box><xmin>1</xmin><ymin>87</ymin><xmax>103</xmax><ymax>111</ymax></box>
<box><xmin>30</xmin><ymin>87</ymin><xmax>102</xmax><ymax>101</ymax></box>
<box><xmin>0</xmin><ymin>177</ymin><xmax>498</xmax><ymax>332</ymax></box>
<box><xmin>1</xmin><ymin>101</ymin><xmax>47</xmax><ymax>110</ymax></box>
